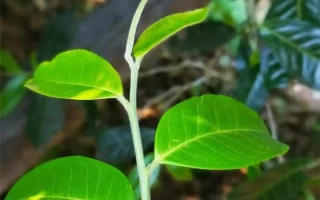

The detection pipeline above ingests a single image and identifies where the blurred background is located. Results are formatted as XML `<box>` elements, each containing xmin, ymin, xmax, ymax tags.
<box><xmin>1</xmin><ymin>0</ymin><xmax>319</xmax><ymax>199</ymax></box>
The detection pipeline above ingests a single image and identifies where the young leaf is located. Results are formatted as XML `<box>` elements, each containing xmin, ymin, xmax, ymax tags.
<box><xmin>96</xmin><ymin>125</ymin><xmax>155</xmax><ymax>165</ymax></box>
<box><xmin>228</xmin><ymin>159</ymin><xmax>312</xmax><ymax>200</ymax></box>
<box><xmin>260</xmin><ymin>20</ymin><xmax>320</xmax><ymax>89</ymax></box>
<box><xmin>0</xmin><ymin>50</ymin><xmax>21</xmax><ymax>74</ymax></box>
<box><xmin>133</xmin><ymin>7</ymin><xmax>208</xmax><ymax>59</ymax></box>
<box><xmin>25</xmin><ymin>49</ymin><xmax>123</xmax><ymax>100</ymax></box>
<box><xmin>154</xmin><ymin>95</ymin><xmax>289</xmax><ymax>170</ymax></box>
<box><xmin>5</xmin><ymin>156</ymin><xmax>135</xmax><ymax>200</ymax></box>
<box><xmin>166</xmin><ymin>165</ymin><xmax>193</xmax><ymax>181</ymax></box>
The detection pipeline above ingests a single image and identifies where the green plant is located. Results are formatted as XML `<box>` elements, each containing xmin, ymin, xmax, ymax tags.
<box><xmin>5</xmin><ymin>1</ymin><xmax>289</xmax><ymax>200</ymax></box>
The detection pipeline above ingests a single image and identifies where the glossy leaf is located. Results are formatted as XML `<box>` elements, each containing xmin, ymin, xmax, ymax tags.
<box><xmin>6</xmin><ymin>156</ymin><xmax>135</xmax><ymax>200</ymax></box>
<box><xmin>261</xmin><ymin>20</ymin><xmax>320</xmax><ymax>89</ymax></box>
<box><xmin>154</xmin><ymin>95</ymin><xmax>289</xmax><ymax>169</ymax></box>
<box><xmin>208</xmin><ymin>0</ymin><xmax>247</xmax><ymax>28</ymax></box>
<box><xmin>0</xmin><ymin>74</ymin><xmax>28</xmax><ymax>117</ymax></box>
<box><xmin>166</xmin><ymin>165</ymin><xmax>193</xmax><ymax>181</ymax></box>
<box><xmin>25</xmin><ymin>49</ymin><xmax>123</xmax><ymax>100</ymax></box>
<box><xmin>96</xmin><ymin>125</ymin><xmax>155</xmax><ymax>165</ymax></box>
<box><xmin>229</xmin><ymin>159</ymin><xmax>311</xmax><ymax>200</ymax></box>
<box><xmin>128</xmin><ymin>153</ymin><xmax>160</xmax><ymax>200</ymax></box>
<box><xmin>267</xmin><ymin>0</ymin><xmax>320</xmax><ymax>24</ymax></box>
<box><xmin>0</xmin><ymin>50</ymin><xmax>21</xmax><ymax>74</ymax></box>
<box><xmin>133</xmin><ymin>7</ymin><xmax>208</xmax><ymax>59</ymax></box>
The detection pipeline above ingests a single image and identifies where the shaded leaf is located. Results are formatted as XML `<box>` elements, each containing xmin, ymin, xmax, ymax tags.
<box><xmin>133</xmin><ymin>7</ymin><xmax>208</xmax><ymax>59</ymax></box>
<box><xmin>27</xmin><ymin>95</ymin><xmax>64</xmax><ymax>147</ymax></box>
<box><xmin>208</xmin><ymin>0</ymin><xmax>247</xmax><ymax>28</ymax></box>
<box><xmin>229</xmin><ymin>159</ymin><xmax>312</xmax><ymax>200</ymax></box>
<box><xmin>6</xmin><ymin>156</ymin><xmax>134</xmax><ymax>200</ymax></box>
<box><xmin>166</xmin><ymin>165</ymin><xmax>193</xmax><ymax>181</ymax></box>
<box><xmin>267</xmin><ymin>0</ymin><xmax>320</xmax><ymax>24</ymax></box>
<box><xmin>128</xmin><ymin>153</ymin><xmax>160</xmax><ymax>200</ymax></box>
<box><xmin>25</xmin><ymin>49</ymin><xmax>123</xmax><ymax>100</ymax></box>
<box><xmin>0</xmin><ymin>50</ymin><xmax>21</xmax><ymax>74</ymax></box>
<box><xmin>261</xmin><ymin>19</ymin><xmax>320</xmax><ymax>89</ymax></box>
<box><xmin>154</xmin><ymin>95</ymin><xmax>289</xmax><ymax>169</ymax></box>
<box><xmin>96</xmin><ymin>125</ymin><xmax>155</xmax><ymax>165</ymax></box>
<box><xmin>0</xmin><ymin>73</ymin><xmax>28</xmax><ymax>117</ymax></box>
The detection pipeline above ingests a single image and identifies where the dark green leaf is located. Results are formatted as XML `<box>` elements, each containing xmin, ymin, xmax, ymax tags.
<box><xmin>6</xmin><ymin>156</ymin><xmax>134</xmax><ymax>200</ymax></box>
<box><xmin>27</xmin><ymin>95</ymin><xmax>64</xmax><ymax>147</ymax></box>
<box><xmin>267</xmin><ymin>0</ymin><xmax>320</xmax><ymax>24</ymax></box>
<box><xmin>0</xmin><ymin>50</ymin><xmax>21</xmax><ymax>74</ymax></box>
<box><xmin>261</xmin><ymin>20</ymin><xmax>320</xmax><ymax>89</ymax></box>
<box><xmin>96</xmin><ymin>125</ymin><xmax>155</xmax><ymax>165</ymax></box>
<box><xmin>166</xmin><ymin>165</ymin><xmax>193</xmax><ymax>181</ymax></box>
<box><xmin>208</xmin><ymin>0</ymin><xmax>247</xmax><ymax>28</ymax></box>
<box><xmin>25</xmin><ymin>49</ymin><xmax>123</xmax><ymax>100</ymax></box>
<box><xmin>229</xmin><ymin>159</ymin><xmax>312</xmax><ymax>200</ymax></box>
<box><xmin>154</xmin><ymin>95</ymin><xmax>289</xmax><ymax>169</ymax></box>
<box><xmin>0</xmin><ymin>74</ymin><xmax>28</xmax><ymax>117</ymax></box>
<box><xmin>133</xmin><ymin>7</ymin><xmax>208</xmax><ymax>59</ymax></box>
<box><xmin>128</xmin><ymin>153</ymin><xmax>160</xmax><ymax>200</ymax></box>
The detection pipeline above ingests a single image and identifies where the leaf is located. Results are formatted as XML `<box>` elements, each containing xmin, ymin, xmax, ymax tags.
<box><xmin>96</xmin><ymin>125</ymin><xmax>155</xmax><ymax>165</ymax></box>
<box><xmin>208</xmin><ymin>0</ymin><xmax>247</xmax><ymax>28</ymax></box>
<box><xmin>261</xmin><ymin>19</ymin><xmax>320</xmax><ymax>89</ymax></box>
<box><xmin>0</xmin><ymin>73</ymin><xmax>28</xmax><ymax>117</ymax></box>
<box><xmin>128</xmin><ymin>153</ymin><xmax>160</xmax><ymax>200</ymax></box>
<box><xmin>166</xmin><ymin>165</ymin><xmax>193</xmax><ymax>181</ymax></box>
<box><xmin>25</xmin><ymin>49</ymin><xmax>123</xmax><ymax>100</ymax></box>
<box><xmin>154</xmin><ymin>95</ymin><xmax>289</xmax><ymax>170</ymax></box>
<box><xmin>228</xmin><ymin>159</ymin><xmax>312</xmax><ymax>200</ymax></box>
<box><xmin>0</xmin><ymin>50</ymin><xmax>21</xmax><ymax>74</ymax></box>
<box><xmin>27</xmin><ymin>95</ymin><xmax>64</xmax><ymax>147</ymax></box>
<box><xmin>133</xmin><ymin>7</ymin><xmax>208</xmax><ymax>59</ymax></box>
<box><xmin>5</xmin><ymin>156</ymin><xmax>134</xmax><ymax>200</ymax></box>
<box><xmin>267</xmin><ymin>0</ymin><xmax>320</xmax><ymax>24</ymax></box>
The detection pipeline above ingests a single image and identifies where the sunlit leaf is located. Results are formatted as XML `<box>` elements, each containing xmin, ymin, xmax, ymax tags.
<box><xmin>229</xmin><ymin>159</ymin><xmax>312</xmax><ymax>200</ymax></box>
<box><xmin>0</xmin><ymin>50</ymin><xmax>21</xmax><ymax>74</ymax></box>
<box><xmin>261</xmin><ymin>20</ymin><xmax>320</xmax><ymax>89</ymax></box>
<box><xmin>25</xmin><ymin>49</ymin><xmax>123</xmax><ymax>100</ymax></box>
<box><xmin>6</xmin><ymin>156</ymin><xmax>135</xmax><ymax>200</ymax></box>
<box><xmin>154</xmin><ymin>95</ymin><xmax>289</xmax><ymax>169</ymax></box>
<box><xmin>97</xmin><ymin>125</ymin><xmax>155</xmax><ymax>165</ymax></box>
<box><xmin>0</xmin><ymin>74</ymin><xmax>28</xmax><ymax>117</ymax></box>
<box><xmin>166</xmin><ymin>165</ymin><xmax>193</xmax><ymax>181</ymax></box>
<box><xmin>128</xmin><ymin>153</ymin><xmax>160</xmax><ymax>200</ymax></box>
<box><xmin>133</xmin><ymin>7</ymin><xmax>208</xmax><ymax>59</ymax></box>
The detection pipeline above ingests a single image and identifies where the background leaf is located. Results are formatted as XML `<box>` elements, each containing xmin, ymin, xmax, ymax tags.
<box><xmin>0</xmin><ymin>50</ymin><xmax>21</xmax><ymax>74</ymax></box>
<box><xmin>6</xmin><ymin>156</ymin><xmax>135</xmax><ymax>200</ymax></box>
<box><xmin>133</xmin><ymin>7</ymin><xmax>208</xmax><ymax>59</ymax></box>
<box><xmin>154</xmin><ymin>95</ymin><xmax>289</xmax><ymax>169</ymax></box>
<box><xmin>166</xmin><ymin>165</ymin><xmax>193</xmax><ymax>181</ymax></box>
<box><xmin>228</xmin><ymin>159</ymin><xmax>312</xmax><ymax>200</ymax></box>
<box><xmin>25</xmin><ymin>49</ymin><xmax>123</xmax><ymax>100</ymax></box>
<box><xmin>96</xmin><ymin>125</ymin><xmax>155</xmax><ymax>165</ymax></box>
<box><xmin>261</xmin><ymin>20</ymin><xmax>320</xmax><ymax>89</ymax></box>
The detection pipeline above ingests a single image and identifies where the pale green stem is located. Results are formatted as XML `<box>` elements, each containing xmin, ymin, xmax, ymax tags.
<box><xmin>122</xmin><ymin>0</ymin><xmax>150</xmax><ymax>199</ymax></box>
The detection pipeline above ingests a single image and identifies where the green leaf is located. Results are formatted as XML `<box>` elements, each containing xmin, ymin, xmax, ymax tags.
<box><xmin>128</xmin><ymin>153</ymin><xmax>160</xmax><ymax>200</ymax></box>
<box><xmin>166</xmin><ymin>165</ymin><xmax>193</xmax><ymax>181</ymax></box>
<box><xmin>261</xmin><ymin>20</ymin><xmax>320</xmax><ymax>89</ymax></box>
<box><xmin>6</xmin><ymin>156</ymin><xmax>135</xmax><ymax>200</ymax></box>
<box><xmin>228</xmin><ymin>159</ymin><xmax>312</xmax><ymax>200</ymax></box>
<box><xmin>208</xmin><ymin>0</ymin><xmax>247</xmax><ymax>28</ymax></box>
<box><xmin>133</xmin><ymin>7</ymin><xmax>208</xmax><ymax>59</ymax></box>
<box><xmin>96</xmin><ymin>125</ymin><xmax>155</xmax><ymax>165</ymax></box>
<box><xmin>267</xmin><ymin>0</ymin><xmax>320</xmax><ymax>24</ymax></box>
<box><xmin>154</xmin><ymin>95</ymin><xmax>289</xmax><ymax>169</ymax></box>
<box><xmin>0</xmin><ymin>50</ymin><xmax>21</xmax><ymax>74</ymax></box>
<box><xmin>0</xmin><ymin>73</ymin><xmax>28</xmax><ymax>117</ymax></box>
<box><xmin>25</xmin><ymin>49</ymin><xmax>123</xmax><ymax>100</ymax></box>
<box><xmin>26</xmin><ymin>95</ymin><xmax>64</xmax><ymax>147</ymax></box>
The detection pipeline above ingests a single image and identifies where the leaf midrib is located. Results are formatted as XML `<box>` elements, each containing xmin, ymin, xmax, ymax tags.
<box><xmin>18</xmin><ymin>195</ymin><xmax>86</xmax><ymax>200</ymax></box>
<box><xmin>31</xmin><ymin>79</ymin><xmax>120</xmax><ymax>96</ymax></box>
<box><xmin>156</xmin><ymin>128</ymin><xmax>267</xmax><ymax>163</ymax></box>
<box><xmin>261</xmin><ymin>22</ymin><xmax>319</xmax><ymax>61</ymax></box>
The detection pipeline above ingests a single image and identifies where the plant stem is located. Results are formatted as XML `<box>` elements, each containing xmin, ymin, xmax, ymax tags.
<box><xmin>122</xmin><ymin>0</ymin><xmax>150</xmax><ymax>199</ymax></box>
